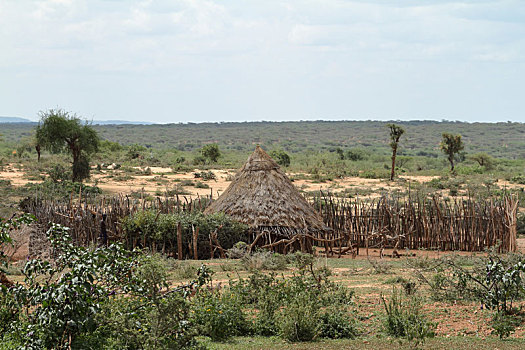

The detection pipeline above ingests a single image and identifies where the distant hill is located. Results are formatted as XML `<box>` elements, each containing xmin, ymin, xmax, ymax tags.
<box><xmin>91</xmin><ymin>120</ymin><xmax>155</xmax><ymax>125</ymax></box>
<box><xmin>1</xmin><ymin>120</ymin><xmax>524</xmax><ymax>159</ymax></box>
<box><xmin>0</xmin><ymin>116</ymin><xmax>33</xmax><ymax>123</ymax></box>
<box><xmin>0</xmin><ymin>116</ymin><xmax>153</xmax><ymax>125</ymax></box>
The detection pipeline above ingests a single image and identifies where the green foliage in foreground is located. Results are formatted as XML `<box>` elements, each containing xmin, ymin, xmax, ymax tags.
<box><xmin>121</xmin><ymin>210</ymin><xmax>249</xmax><ymax>259</ymax></box>
<box><xmin>1</xmin><ymin>223</ymin><xmax>209</xmax><ymax>349</ymax></box>
<box><xmin>381</xmin><ymin>287</ymin><xmax>436</xmax><ymax>346</ymax></box>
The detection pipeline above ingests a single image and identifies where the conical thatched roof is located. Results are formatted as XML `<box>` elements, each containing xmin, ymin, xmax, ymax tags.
<box><xmin>204</xmin><ymin>146</ymin><xmax>326</xmax><ymax>233</ymax></box>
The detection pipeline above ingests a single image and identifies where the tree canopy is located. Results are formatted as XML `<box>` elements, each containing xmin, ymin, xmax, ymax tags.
<box><xmin>36</xmin><ymin>109</ymin><xmax>99</xmax><ymax>182</ymax></box>
<box><xmin>387</xmin><ymin>123</ymin><xmax>405</xmax><ymax>180</ymax></box>
<box><xmin>200</xmin><ymin>144</ymin><xmax>221</xmax><ymax>163</ymax></box>
<box><xmin>440</xmin><ymin>133</ymin><xmax>464</xmax><ymax>172</ymax></box>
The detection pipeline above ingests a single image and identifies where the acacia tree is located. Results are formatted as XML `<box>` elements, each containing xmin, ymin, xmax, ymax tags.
<box><xmin>270</xmin><ymin>149</ymin><xmax>291</xmax><ymax>167</ymax></box>
<box><xmin>36</xmin><ymin>109</ymin><xmax>99</xmax><ymax>182</ymax></box>
<box><xmin>440</xmin><ymin>133</ymin><xmax>464</xmax><ymax>172</ymax></box>
<box><xmin>388</xmin><ymin>123</ymin><xmax>405</xmax><ymax>181</ymax></box>
<box><xmin>200</xmin><ymin>144</ymin><xmax>221</xmax><ymax>163</ymax></box>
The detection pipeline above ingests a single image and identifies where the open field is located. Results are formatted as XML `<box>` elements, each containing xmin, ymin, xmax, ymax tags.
<box><xmin>1</xmin><ymin>121</ymin><xmax>525</xmax><ymax>349</ymax></box>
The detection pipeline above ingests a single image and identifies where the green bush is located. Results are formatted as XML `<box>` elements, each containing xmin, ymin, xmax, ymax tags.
<box><xmin>319</xmin><ymin>307</ymin><xmax>358</xmax><ymax>339</ymax></box>
<box><xmin>241</xmin><ymin>250</ymin><xmax>288</xmax><ymax>271</ymax></box>
<box><xmin>511</xmin><ymin>174</ymin><xmax>525</xmax><ymax>185</ymax></box>
<box><xmin>191</xmin><ymin>289</ymin><xmax>250</xmax><ymax>341</ymax></box>
<box><xmin>490</xmin><ymin>311</ymin><xmax>520</xmax><ymax>339</ymax></box>
<box><xmin>381</xmin><ymin>288</ymin><xmax>436</xmax><ymax>345</ymax></box>
<box><xmin>121</xmin><ymin>211</ymin><xmax>249</xmax><ymax>259</ymax></box>
<box><xmin>278</xmin><ymin>294</ymin><xmax>320</xmax><ymax>342</ymax></box>
<box><xmin>21</xmin><ymin>179</ymin><xmax>101</xmax><ymax>201</ymax></box>
<box><xmin>1</xmin><ymin>223</ymin><xmax>210</xmax><ymax>349</ymax></box>
<box><xmin>227</xmin><ymin>261</ymin><xmax>357</xmax><ymax>341</ymax></box>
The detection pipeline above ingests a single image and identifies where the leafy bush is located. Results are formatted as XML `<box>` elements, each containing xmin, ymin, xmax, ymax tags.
<box><xmin>191</xmin><ymin>289</ymin><xmax>250</xmax><ymax>341</ymax></box>
<box><xmin>345</xmin><ymin>148</ymin><xmax>367</xmax><ymax>161</ymax></box>
<box><xmin>226</xmin><ymin>241</ymin><xmax>249</xmax><ymax>259</ymax></box>
<box><xmin>227</xmin><ymin>260</ymin><xmax>357</xmax><ymax>341</ymax></box>
<box><xmin>121</xmin><ymin>211</ymin><xmax>249</xmax><ymax>259</ymax></box>
<box><xmin>193</xmin><ymin>170</ymin><xmax>217</xmax><ymax>181</ymax></box>
<box><xmin>278</xmin><ymin>294</ymin><xmax>320</xmax><ymax>341</ymax></box>
<box><xmin>1</xmin><ymin>223</ymin><xmax>210</xmax><ymax>349</ymax></box>
<box><xmin>195</xmin><ymin>181</ymin><xmax>209</xmax><ymax>189</ymax></box>
<box><xmin>490</xmin><ymin>311</ymin><xmax>520</xmax><ymax>339</ymax></box>
<box><xmin>381</xmin><ymin>288</ymin><xmax>436</xmax><ymax>345</ymax></box>
<box><xmin>21</xmin><ymin>179</ymin><xmax>101</xmax><ymax>201</ymax></box>
<box><xmin>511</xmin><ymin>174</ymin><xmax>525</xmax><ymax>185</ymax></box>
<box><xmin>241</xmin><ymin>250</ymin><xmax>288</xmax><ymax>271</ymax></box>
<box><xmin>47</xmin><ymin>162</ymin><xmax>71</xmax><ymax>182</ymax></box>
<box><xmin>270</xmin><ymin>149</ymin><xmax>291</xmax><ymax>167</ymax></box>
<box><xmin>319</xmin><ymin>307</ymin><xmax>358</xmax><ymax>339</ymax></box>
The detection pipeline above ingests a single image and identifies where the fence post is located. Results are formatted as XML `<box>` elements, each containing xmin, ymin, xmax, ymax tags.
<box><xmin>177</xmin><ymin>222</ymin><xmax>183</xmax><ymax>260</ymax></box>
<box><xmin>192</xmin><ymin>226</ymin><xmax>199</xmax><ymax>260</ymax></box>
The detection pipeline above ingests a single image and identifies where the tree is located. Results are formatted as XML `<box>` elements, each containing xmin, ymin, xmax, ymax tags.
<box><xmin>200</xmin><ymin>144</ymin><xmax>221</xmax><ymax>163</ymax></box>
<box><xmin>335</xmin><ymin>148</ymin><xmax>345</xmax><ymax>160</ymax></box>
<box><xmin>36</xmin><ymin>109</ymin><xmax>99</xmax><ymax>182</ymax></box>
<box><xmin>440</xmin><ymin>133</ymin><xmax>464</xmax><ymax>172</ymax></box>
<box><xmin>345</xmin><ymin>148</ymin><xmax>366</xmax><ymax>161</ymax></box>
<box><xmin>388</xmin><ymin>124</ymin><xmax>405</xmax><ymax>181</ymax></box>
<box><xmin>270</xmin><ymin>149</ymin><xmax>291</xmax><ymax>167</ymax></box>
<box><xmin>470</xmin><ymin>152</ymin><xmax>494</xmax><ymax>170</ymax></box>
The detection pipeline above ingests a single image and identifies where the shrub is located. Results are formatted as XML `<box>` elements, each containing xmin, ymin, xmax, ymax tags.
<box><xmin>381</xmin><ymin>288</ymin><xmax>436</xmax><ymax>345</ymax></box>
<box><xmin>227</xmin><ymin>263</ymin><xmax>357</xmax><ymax>341</ymax></box>
<box><xmin>241</xmin><ymin>250</ymin><xmax>288</xmax><ymax>271</ymax></box>
<box><xmin>121</xmin><ymin>211</ymin><xmax>249</xmax><ymax>259</ymax></box>
<box><xmin>227</xmin><ymin>241</ymin><xmax>249</xmax><ymax>259</ymax></box>
<box><xmin>193</xmin><ymin>170</ymin><xmax>216</xmax><ymax>181</ymax></box>
<box><xmin>278</xmin><ymin>295</ymin><xmax>320</xmax><ymax>342</ymax></box>
<box><xmin>47</xmin><ymin>163</ymin><xmax>71</xmax><ymax>182</ymax></box>
<box><xmin>270</xmin><ymin>149</ymin><xmax>291</xmax><ymax>167</ymax></box>
<box><xmin>21</xmin><ymin>180</ymin><xmax>101</xmax><ymax>201</ymax></box>
<box><xmin>490</xmin><ymin>311</ymin><xmax>520</xmax><ymax>339</ymax></box>
<box><xmin>1</xmin><ymin>223</ymin><xmax>210</xmax><ymax>349</ymax></box>
<box><xmin>191</xmin><ymin>289</ymin><xmax>250</xmax><ymax>341</ymax></box>
<box><xmin>319</xmin><ymin>307</ymin><xmax>358</xmax><ymax>339</ymax></box>
<box><xmin>195</xmin><ymin>181</ymin><xmax>209</xmax><ymax>189</ymax></box>
<box><xmin>345</xmin><ymin>148</ymin><xmax>367</xmax><ymax>161</ymax></box>
<box><xmin>510</xmin><ymin>174</ymin><xmax>525</xmax><ymax>185</ymax></box>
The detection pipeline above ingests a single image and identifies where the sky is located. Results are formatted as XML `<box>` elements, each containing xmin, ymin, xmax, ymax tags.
<box><xmin>0</xmin><ymin>0</ymin><xmax>524</xmax><ymax>123</ymax></box>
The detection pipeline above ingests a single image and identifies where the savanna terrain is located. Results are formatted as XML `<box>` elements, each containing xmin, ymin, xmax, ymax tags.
<box><xmin>1</xmin><ymin>120</ymin><xmax>525</xmax><ymax>349</ymax></box>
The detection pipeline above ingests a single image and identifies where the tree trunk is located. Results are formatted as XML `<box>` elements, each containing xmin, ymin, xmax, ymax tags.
<box><xmin>449</xmin><ymin>156</ymin><xmax>455</xmax><ymax>172</ymax></box>
<box><xmin>390</xmin><ymin>146</ymin><xmax>397</xmax><ymax>181</ymax></box>
<box><xmin>72</xmin><ymin>148</ymin><xmax>80</xmax><ymax>182</ymax></box>
<box><xmin>35</xmin><ymin>144</ymin><xmax>41</xmax><ymax>162</ymax></box>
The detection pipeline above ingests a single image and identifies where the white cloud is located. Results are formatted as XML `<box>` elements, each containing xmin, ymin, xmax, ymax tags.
<box><xmin>0</xmin><ymin>0</ymin><xmax>524</xmax><ymax>122</ymax></box>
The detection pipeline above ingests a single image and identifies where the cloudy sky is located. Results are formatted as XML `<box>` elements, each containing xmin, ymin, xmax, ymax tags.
<box><xmin>1</xmin><ymin>0</ymin><xmax>524</xmax><ymax>123</ymax></box>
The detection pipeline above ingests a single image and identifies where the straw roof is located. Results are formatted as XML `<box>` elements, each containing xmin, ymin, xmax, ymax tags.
<box><xmin>204</xmin><ymin>146</ymin><xmax>326</xmax><ymax>233</ymax></box>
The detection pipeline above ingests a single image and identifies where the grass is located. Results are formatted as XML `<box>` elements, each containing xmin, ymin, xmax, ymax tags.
<box><xmin>163</xmin><ymin>252</ymin><xmax>525</xmax><ymax>347</ymax></box>
<box><xmin>201</xmin><ymin>336</ymin><xmax>525</xmax><ymax>349</ymax></box>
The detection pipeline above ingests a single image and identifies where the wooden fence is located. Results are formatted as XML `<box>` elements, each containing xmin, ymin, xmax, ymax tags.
<box><xmin>311</xmin><ymin>192</ymin><xmax>519</xmax><ymax>254</ymax></box>
<box><xmin>24</xmin><ymin>190</ymin><xmax>519</xmax><ymax>255</ymax></box>
<box><xmin>23</xmin><ymin>192</ymin><xmax>212</xmax><ymax>247</ymax></box>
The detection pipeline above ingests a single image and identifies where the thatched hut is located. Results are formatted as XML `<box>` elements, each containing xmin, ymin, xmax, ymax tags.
<box><xmin>204</xmin><ymin>146</ymin><xmax>329</xmax><ymax>253</ymax></box>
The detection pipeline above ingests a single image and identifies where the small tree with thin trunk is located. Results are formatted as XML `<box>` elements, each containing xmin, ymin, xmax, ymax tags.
<box><xmin>440</xmin><ymin>133</ymin><xmax>464</xmax><ymax>172</ymax></box>
<box><xmin>388</xmin><ymin>124</ymin><xmax>405</xmax><ymax>181</ymax></box>
<box><xmin>36</xmin><ymin>109</ymin><xmax>99</xmax><ymax>182</ymax></box>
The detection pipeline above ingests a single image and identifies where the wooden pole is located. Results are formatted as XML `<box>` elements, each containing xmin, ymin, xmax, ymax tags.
<box><xmin>192</xmin><ymin>226</ymin><xmax>199</xmax><ymax>260</ymax></box>
<box><xmin>177</xmin><ymin>222</ymin><xmax>183</xmax><ymax>260</ymax></box>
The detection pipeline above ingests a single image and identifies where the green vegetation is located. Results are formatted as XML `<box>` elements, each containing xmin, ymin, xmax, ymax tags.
<box><xmin>387</xmin><ymin>123</ymin><xmax>405</xmax><ymax>180</ymax></box>
<box><xmin>440</xmin><ymin>133</ymin><xmax>464</xmax><ymax>172</ymax></box>
<box><xmin>36</xmin><ymin>109</ymin><xmax>100</xmax><ymax>182</ymax></box>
